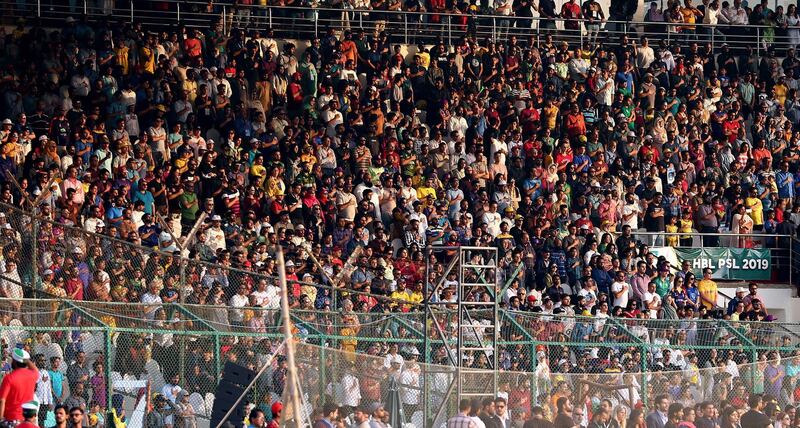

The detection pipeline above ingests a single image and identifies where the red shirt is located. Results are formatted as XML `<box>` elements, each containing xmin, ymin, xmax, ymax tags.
<box><xmin>0</xmin><ymin>367</ymin><xmax>39</xmax><ymax>422</ymax></box>
<box><xmin>17</xmin><ymin>422</ymin><xmax>39</xmax><ymax>428</ymax></box>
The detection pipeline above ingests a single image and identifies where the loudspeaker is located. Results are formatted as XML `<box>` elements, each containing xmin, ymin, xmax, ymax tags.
<box><xmin>209</xmin><ymin>362</ymin><xmax>256</xmax><ymax>427</ymax></box>
<box><xmin>221</xmin><ymin>361</ymin><xmax>256</xmax><ymax>387</ymax></box>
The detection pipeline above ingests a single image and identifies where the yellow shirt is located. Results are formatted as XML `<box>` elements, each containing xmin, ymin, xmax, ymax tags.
<box><xmin>250</xmin><ymin>164</ymin><xmax>267</xmax><ymax>187</ymax></box>
<box><xmin>745</xmin><ymin>197</ymin><xmax>763</xmax><ymax>226</ymax></box>
<box><xmin>665</xmin><ymin>224</ymin><xmax>679</xmax><ymax>247</ymax></box>
<box><xmin>679</xmin><ymin>219</ymin><xmax>693</xmax><ymax>239</ymax></box>
<box><xmin>115</xmin><ymin>46</ymin><xmax>130</xmax><ymax>75</ymax></box>
<box><xmin>774</xmin><ymin>83</ymin><xmax>788</xmax><ymax>106</ymax></box>
<box><xmin>543</xmin><ymin>105</ymin><xmax>559</xmax><ymax>130</ymax></box>
<box><xmin>139</xmin><ymin>46</ymin><xmax>155</xmax><ymax>74</ymax></box>
<box><xmin>697</xmin><ymin>278</ymin><xmax>717</xmax><ymax>309</ymax></box>
<box><xmin>416</xmin><ymin>186</ymin><xmax>437</xmax><ymax>207</ymax></box>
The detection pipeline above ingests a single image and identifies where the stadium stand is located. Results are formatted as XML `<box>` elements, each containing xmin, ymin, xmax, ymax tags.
<box><xmin>0</xmin><ymin>0</ymin><xmax>798</xmax><ymax>426</ymax></box>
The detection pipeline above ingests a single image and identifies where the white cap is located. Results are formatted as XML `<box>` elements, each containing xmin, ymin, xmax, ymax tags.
<box><xmin>211</xmin><ymin>214</ymin><xmax>222</xmax><ymax>221</ymax></box>
<box><xmin>285</xmin><ymin>260</ymin><xmax>295</xmax><ymax>267</ymax></box>
<box><xmin>22</xmin><ymin>400</ymin><xmax>39</xmax><ymax>412</ymax></box>
<box><xmin>73</xmin><ymin>246</ymin><xmax>83</xmax><ymax>253</ymax></box>
<box><xmin>736</xmin><ymin>287</ymin><xmax>747</xmax><ymax>293</ymax></box>
<box><xmin>11</xmin><ymin>348</ymin><xmax>29</xmax><ymax>363</ymax></box>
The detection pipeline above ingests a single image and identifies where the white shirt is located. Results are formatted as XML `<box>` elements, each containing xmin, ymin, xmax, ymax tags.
<box><xmin>162</xmin><ymin>382</ymin><xmax>183</xmax><ymax>404</ymax></box>
<box><xmin>36</xmin><ymin>370</ymin><xmax>54</xmax><ymax>405</ymax></box>
<box><xmin>482</xmin><ymin>211</ymin><xmax>502</xmax><ymax>237</ymax></box>
<box><xmin>399</xmin><ymin>366</ymin><xmax>421</xmax><ymax>404</ymax></box>
<box><xmin>622</xmin><ymin>203</ymin><xmax>640</xmax><ymax>229</ymax></box>
<box><xmin>611</xmin><ymin>280</ymin><xmax>630</xmax><ymax>309</ymax></box>
<box><xmin>206</xmin><ymin>226</ymin><xmax>226</xmax><ymax>252</ymax></box>
<box><xmin>228</xmin><ymin>294</ymin><xmax>249</xmax><ymax>322</ymax></box>
<box><xmin>643</xmin><ymin>291</ymin><xmax>660</xmax><ymax>318</ymax></box>
<box><xmin>141</xmin><ymin>292</ymin><xmax>163</xmax><ymax>320</ymax></box>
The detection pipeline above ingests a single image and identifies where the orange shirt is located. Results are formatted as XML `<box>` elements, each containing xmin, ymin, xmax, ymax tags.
<box><xmin>340</xmin><ymin>40</ymin><xmax>358</xmax><ymax>65</ymax></box>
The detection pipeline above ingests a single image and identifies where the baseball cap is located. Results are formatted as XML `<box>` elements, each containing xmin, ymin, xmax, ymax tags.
<box><xmin>271</xmin><ymin>402</ymin><xmax>283</xmax><ymax>415</ymax></box>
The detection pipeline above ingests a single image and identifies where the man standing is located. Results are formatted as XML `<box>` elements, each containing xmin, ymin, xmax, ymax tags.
<box><xmin>645</xmin><ymin>395</ymin><xmax>669</xmax><ymax>428</ymax></box>
<box><xmin>494</xmin><ymin>398</ymin><xmax>511</xmax><ymax>428</ymax></box>
<box><xmin>741</xmin><ymin>395</ymin><xmax>771</xmax><ymax>428</ymax></box>
<box><xmin>0</xmin><ymin>349</ymin><xmax>39</xmax><ymax>423</ymax></box>
<box><xmin>554</xmin><ymin>397</ymin><xmax>576</xmax><ymax>428</ymax></box>
<box><xmin>697</xmin><ymin>268</ymin><xmax>718</xmax><ymax>310</ymax></box>
<box><xmin>611</xmin><ymin>271</ymin><xmax>631</xmax><ymax>309</ymax></box>
<box><xmin>447</xmin><ymin>399</ymin><xmax>477</xmax><ymax>428</ymax></box>
<box><xmin>697</xmin><ymin>197</ymin><xmax>720</xmax><ymax>247</ymax></box>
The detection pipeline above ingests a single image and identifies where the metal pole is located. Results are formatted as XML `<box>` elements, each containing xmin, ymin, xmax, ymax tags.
<box><xmin>83</xmin><ymin>0</ymin><xmax>87</xmax><ymax>15</ymax></box>
<box><xmin>276</xmin><ymin>246</ymin><xmax>305</xmax><ymax>428</ymax></box>
<box><xmin>37</xmin><ymin>0</ymin><xmax>40</xmax><ymax>17</ymax></box>
<box><xmin>269</xmin><ymin>7</ymin><xmax>272</xmax><ymax>27</ymax></box>
<box><xmin>177</xmin><ymin>1</ymin><xmax>180</xmax><ymax>22</ymax></box>
<box><xmin>315</xmin><ymin>10</ymin><xmax>319</xmax><ymax>38</ymax></box>
<box><xmin>130</xmin><ymin>0</ymin><xmax>133</xmax><ymax>23</ymax></box>
<box><xmin>448</xmin><ymin>16</ymin><xmax>452</xmax><ymax>46</ymax></box>
<box><xmin>404</xmin><ymin>14</ymin><xmax>408</xmax><ymax>44</ymax></box>
<box><xmin>757</xmin><ymin>27</ymin><xmax>761</xmax><ymax>57</ymax></box>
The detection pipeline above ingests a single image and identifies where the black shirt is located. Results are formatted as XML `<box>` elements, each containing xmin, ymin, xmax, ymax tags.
<box><xmin>740</xmin><ymin>409</ymin><xmax>771</xmax><ymax>428</ymax></box>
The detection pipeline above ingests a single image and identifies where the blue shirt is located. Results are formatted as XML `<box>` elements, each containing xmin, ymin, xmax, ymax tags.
<box><xmin>49</xmin><ymin>369</ymin><xmax>64</xmax><ymax>400</ymax></box>
<box><xmin>131</xmin><ymin>190</ymin><xmax>155</xmax><ymax>214</ymax></box>
<box><xmin>777</xmin><ymin>170</ymin><xmax>794</xmax><ymax>199</ymax></box>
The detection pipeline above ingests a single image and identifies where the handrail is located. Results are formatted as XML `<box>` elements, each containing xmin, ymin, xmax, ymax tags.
<box><xmin>4</xmin><ymin>0</ymin><xmax>798</xmax><ymax>51</ymax></box>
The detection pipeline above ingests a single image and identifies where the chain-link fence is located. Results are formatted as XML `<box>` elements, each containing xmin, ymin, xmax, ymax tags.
<box><xmin>1</xmin><ymin>203</ymin><xmax>800</xmax><ymax>426</ymax></box>
<box><xmin>0</xmin><ymin>299</ymin><xmax>796</xmax><ymax>427</ymax></box>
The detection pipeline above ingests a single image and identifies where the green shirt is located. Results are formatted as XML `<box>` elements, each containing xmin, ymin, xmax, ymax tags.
<box><xmin>654</xmin><ymin>276</ymin><xmax>671</xmax><ymax>299</ymax></box>
<box><xmin>179</xmin><ymin>191</ymin><xmax>199</xmax><ymax>220</ymax></box>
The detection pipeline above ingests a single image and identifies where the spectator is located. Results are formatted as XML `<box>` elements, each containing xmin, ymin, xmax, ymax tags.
<box><xmin>0</xmin><ymin>349</ymin><xmax>39</xmax><ymax>423</ymax></box>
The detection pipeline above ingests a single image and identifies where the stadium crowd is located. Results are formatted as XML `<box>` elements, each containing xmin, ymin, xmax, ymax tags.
<box><xmin>0</xmin><ymin>1</ymin><xmax>798</xmax><ymax>426</ymax></box>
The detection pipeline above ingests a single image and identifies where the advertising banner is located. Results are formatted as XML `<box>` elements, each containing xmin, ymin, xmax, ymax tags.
<box><xmin>649</xmin><ymin>247</ymin><xmax>771</xmax><ymax>281</ymax></box>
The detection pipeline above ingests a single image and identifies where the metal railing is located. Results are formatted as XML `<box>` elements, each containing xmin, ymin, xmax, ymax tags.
<box><xmin>2</xmin><ymin>0</ymin><xmax>797</xmax><ymax>53</ymax></box>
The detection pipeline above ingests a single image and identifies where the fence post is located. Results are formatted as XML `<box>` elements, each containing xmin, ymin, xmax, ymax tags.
<box><xmin>104</xmin><ymin>327</ymin><xmax>113</xmax><ymax>413</ymax></box>
<box><xmin>129</xmin><ymin>0</ymin><xmax>133</xmax><ymax>23</ymax></box>
<box><xmin>83</xmin><ymin>0</ymin><xmax>87</xmax><ymax>15</ymax></box>
<box><xmin>315</xmin><ymin>9</ymin><xmax>319</xmax><ymax>38</ymax></box>
<box><xmin>269</xmin><ymin>7</ymin><xmax>273</xmax><ymax>27</ymax></box>
<box><xmin>492</xmin><ymin>17</ymin><xmax>497</xmax><ymax>41</ymax></box>
<box><xmin>37</xmin><ymin>0</ymin><xmax>40</xmax><ymax>17</ymax></box>
<box><xmin>177</xmin><ymin>1</ymin><xmax>180</xmax><ymax>22</ymax></box>
<box><xmin>640</xmin><ymin>343</ymin><xmax>649</xmax><ymax>407</ymax></box>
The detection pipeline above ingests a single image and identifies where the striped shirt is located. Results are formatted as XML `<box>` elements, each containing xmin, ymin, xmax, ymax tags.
<box><xmin>448</xmin><ymin>413</ymin><xmax>478</xmax><ymax>428</ymax></box>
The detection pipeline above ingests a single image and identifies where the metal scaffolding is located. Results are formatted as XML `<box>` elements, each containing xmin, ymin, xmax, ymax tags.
<box><xmin>423</xmin><ymin>246</ymin><xmax>499</xmax><ymax>426</ymax></box>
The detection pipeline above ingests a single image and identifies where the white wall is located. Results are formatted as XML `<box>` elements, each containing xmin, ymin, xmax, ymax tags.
<box><xmin>719</xmin><ymin>286</ymin><xmax>798</xmax><ymax>322</ymax></box>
